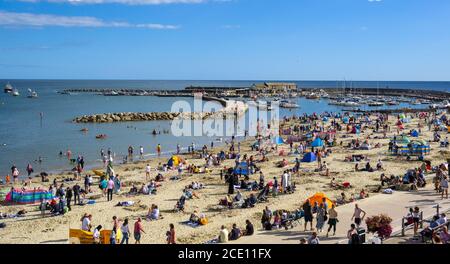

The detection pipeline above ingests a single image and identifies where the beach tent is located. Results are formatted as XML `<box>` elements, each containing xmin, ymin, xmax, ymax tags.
<box><xmin>411</xmin><ymin>130</ymin><xmax>420</xmax><ymax>137</ymax></box>
<box><xmin>311</xmin><ymin>138</ymin><xmax>324</xmax><ymax>147</ymax></box>
<box><xmin>322</xmin><ymin>117</ymin><xmax>329</xmax><ymax>122</ymax></box>
<box><xmin>167</xmin><ymin>156</ymin><xmax>183</xmax><ymax>167</ymax></box>
<box><xmin>5</xmin><ymin>189</ymin><xmax>54</xmax><ymax>205</ymax></box>
<box><xmin>234</xmin><ymin>162</ymin><xmax>249</xmax><ymax>176</ymax></box>
<box><xmin>307</xmin><ymin>192</ymin><xmax>333</xmax><ymax>209</ymax></box>
<box><xmin>302</xmin><ymin>152</ymin><xmax>317</xmax><ymax>163</ymax></box>
<box><xmin>275</xmin><ymin>136</ymin><xmax>284</xmax><ymax>145</ymax></box>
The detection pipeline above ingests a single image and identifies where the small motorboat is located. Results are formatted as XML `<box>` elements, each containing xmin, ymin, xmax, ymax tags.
<box><xmin>11</xmin><ymin>89</ymin><xmax>20</xmax><ymax>96</ymax></box>
<box><xmin>80</xmin><ymin>128</ymin><xmax>89</xmax><ymax>132</ymax></box>
<box><xmin>4</xmin><ymin>83</ymin><xmax>13</xmax><ymax>93</ymax></box>
<box><xmin>95</xmin><ymin>134</ymin><xmax>107</xmax><ymax>139</ymax></box>
<box><xmin>27</xmin><ymin>89</ymin><xmax>38</xmax><ymax>98</ymax></box>
<box><xmin>279</xmin><ymin>100</ymin><xmax>300</xmax><ymax>108</ymax></box>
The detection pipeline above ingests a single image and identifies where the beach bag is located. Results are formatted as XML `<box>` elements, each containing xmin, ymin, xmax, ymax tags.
<box><xmin>200</xmin><ymin>218</ymin><xmax>208</xmax><ymax>225</ymax></box>
<box><xmin>0</xmin><ymin>223</ymin><xmax>6</xmax><ymax>228</ymax></box>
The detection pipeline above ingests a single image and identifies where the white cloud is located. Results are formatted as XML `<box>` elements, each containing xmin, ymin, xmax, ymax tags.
<box><xmin>221</xmin><ymin>24</ymin><xmax>240</xmax><ymax>29</ymax></box>
<box><xmin>18</xmin><ymin>0</ymin><xmax>206</xmax><ymax>4</ymax></box>
<box><xmin>0</xmin><ymin>10</ymin><xmax>179</xmax><ymax>29</ymax></box>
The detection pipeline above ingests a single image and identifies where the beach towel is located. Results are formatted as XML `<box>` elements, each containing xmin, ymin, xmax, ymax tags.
<box><xmin>181</xmin><ymin>221</ymin><xmax>201</xmax><ymax>228</ymax></box>
<box><xmin>383</xmin><ymin>189</ymin><xmax>393</xmax><ymax>194</ymax></box>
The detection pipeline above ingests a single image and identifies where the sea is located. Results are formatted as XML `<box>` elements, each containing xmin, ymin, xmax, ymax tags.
<box><xmin>0</xmin><ymin>80</ymin><xmax>448</xmax><ymax>178</ymax></box>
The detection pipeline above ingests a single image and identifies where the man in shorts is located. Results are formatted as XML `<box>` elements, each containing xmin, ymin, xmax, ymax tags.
<box><xmin>134</xmin><ymin>217</ymin><xmax>146</xmax><ymax>244</ymax></box>
<box><xmin>351</xmin><ymin>203</ymin><xmax>366</xmax><ymax>227</ymax></box>
<box><xmin>303</xmin><ymin>199</ymin><xmax>313</xmax><ymax>231</ymax></box>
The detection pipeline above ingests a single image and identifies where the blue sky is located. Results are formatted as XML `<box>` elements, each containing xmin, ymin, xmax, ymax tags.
<box><xmin>0</xmin><ymin>0</ymin><xmax>449</xmax><ymax>80</ymax></box>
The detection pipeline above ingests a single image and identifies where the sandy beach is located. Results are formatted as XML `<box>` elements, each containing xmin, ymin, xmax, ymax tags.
<box><xmin>0</xmin><ymin>111</ymin><xmax>449</xmax><ymax>244</ymax></box>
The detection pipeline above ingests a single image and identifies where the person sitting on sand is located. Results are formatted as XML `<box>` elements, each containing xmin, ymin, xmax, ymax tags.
<box><xmin>229</xmin><ymin>223</ymin><xmax>242</xmax><ymax>241</ymax></box>
<box><xmin>129</xmin><ymin>185</ymin><xmax>138</xmax><ymax>195</ymax></box>
<box><xmin>359</xmin><ymin>189</ymin><xmax>368</xmax><ymax>199</ymax></box>
<box><xmin>219</xmin><ymin>195</ymin><xmax>233</xmax><ymax>208</ymax></box>
<box><xmin>243</xmin><ymin>220</ymin><xmax>254</xmax><ymax>236</ymax></box>
<box><xmin>147</xmin><ymin>204</ymin><xmax>160</xmax><ymax>221</ymax></box>
<box><xmin>189</xmin><ymin>210</ymin><xmax>200</xmax><ymax>224</ymax></box>
<box><xmin>218</xmin><ymin>226</ymin><xmax>229</xmax><ymax>243</ymax></box>
<box><xmin>337</xmin><ymin>193</ymin><xmax>347</xmax><ymax>205</ymax></box>
<box><xmin>139</xmin><ymin>184</ymin><xmax>149</xmax><ymax>195</ymax></box>
<box><xmin>155</xmin><ymin>173</ymin><xmax>164</xmax><ymax>182</ymax></box>
<box><xmin>376</xmin><ymin>159</ymin><xmax>384</xmax><ymax>171</ymax></box>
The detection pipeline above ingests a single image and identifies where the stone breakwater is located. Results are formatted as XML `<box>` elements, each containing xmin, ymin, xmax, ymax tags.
<box><xmin>73</xmin><ymin>99</ymin><xmax>248</xmax><ymax>123</ymax></box>
<box><xmin>73</xmin><ymin>112</ymin><xmax>214</xmax><ymax>123</ymax></box>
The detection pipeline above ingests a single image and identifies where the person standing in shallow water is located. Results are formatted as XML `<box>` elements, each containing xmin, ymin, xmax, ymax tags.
<box><xmin>156</xmin><ymin>144</ymin><xmax>161</xmax><ymax>157</ymax></box>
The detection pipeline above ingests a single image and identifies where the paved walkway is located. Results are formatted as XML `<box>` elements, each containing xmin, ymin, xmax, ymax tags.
<box><xmin>231</xmin><ymin>184</ymin><xmax>450</xmax><ymax>244</ymax></box>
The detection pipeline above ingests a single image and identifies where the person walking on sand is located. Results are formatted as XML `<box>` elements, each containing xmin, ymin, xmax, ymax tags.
<box><xmin>326</xmin><ymin>204</ymin><xmax>338</xmax><ymax>237</ymax></box>
<box><xmin>120</xmin><ymin>218</ymin><xmax>130</xmax><ymax>244</ymax></box>
<box><xmin>177</xmin><ymin>144</ymin><xmax>181</xmax><ymax>154</ymax></box>
<box><xmin>303</xmin><ymin>199</ymin><xmax>313</xmax><ymax>231</ymax></box>
<box><xmin>441</xmin><ymin>176</ymin><xmax>449</xmax><ymax>199</ymax></box>
<box><xmin>351</xmin><ymin>203</ymin><xmax>366</xmax><ymax>228</ymax></box>
<box><xmin>134</xmin><ymin>218</ymin><xmax>146</xmax><ymax>244</ymax></box>
<box><xmin>156</xmin><ymin>144</ymin><xmax>161</xmax><ymax>157</ymax></box>
<box><xmin>107</xmin><ymin>177</ymin><xmax>114</xmax><ymax>201</ymax></box>
<box><xmin>167</xmin><ymin>223</ymin><xmax>176</xmax><ymax>244</ymax></box>
<box><xmin>145</xmin><ymin>164</ymin><xmax>151</xmax><ymax>182</ymax></box>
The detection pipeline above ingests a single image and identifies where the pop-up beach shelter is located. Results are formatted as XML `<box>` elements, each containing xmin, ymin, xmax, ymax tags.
<box><xmin>311</xmin><ymin>138</ymin><xmax>324</xmax><ymax>147</ymax></box>
<box><xmin>302</xmin><ymin>152</ymin><xmax>317</xmax><ymax>162</ymax></box>
<box><xmin>411</xmin><ymin>130</ymin><xmax>420</xmax><ymax>137</ymax></box>
<box><xmin>307</xmin><ymin>192</ymin><xmax>334</xmax><ymax>208</ymax></box>
<box><xmin>275</xmin><ymin>136</ymin><xmax>284</xmax><ymax>145</ymax></box>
